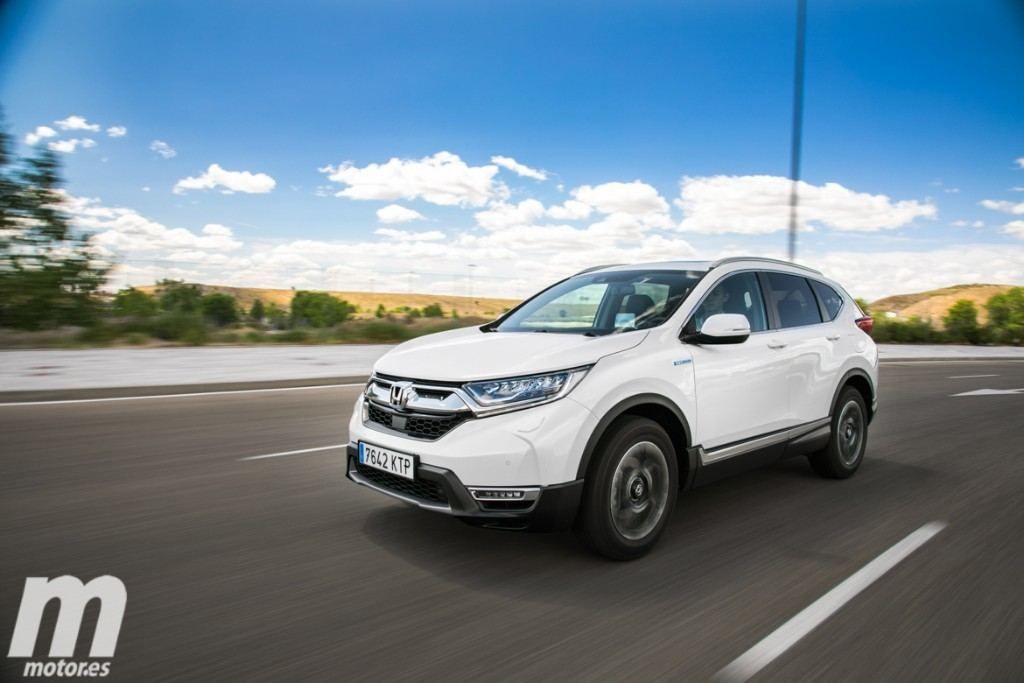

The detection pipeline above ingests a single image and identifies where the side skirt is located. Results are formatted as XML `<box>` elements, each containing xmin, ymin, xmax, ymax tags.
<box><xmin>686</xmin><ymin>418</ymin><xmax>831</xmax><ymax>488</ymax></box>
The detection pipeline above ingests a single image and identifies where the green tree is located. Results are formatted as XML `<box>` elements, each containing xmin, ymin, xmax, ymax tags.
<box><xmin>855</xmin><ymin>298</ymin><xmax>872</xmax><ymax>316</ymax></box>
<box><xmin>249</xmin><ymin>299</ymin><xmax>265</xmax><ymax>321</ymax></box>
<box><xmin>113</xmin><ymin>287</ymin><xmax>158</xmax><ymax>317</ymax></box>
<box><xmin>0</xmin><ymin>112</ymin><xmax>110</xmax><ymax>329</ymax></box>
<box><xmin>290</xmin><ymin>290</ymin><xmax>356</xmax><ymax>327</ymax></box>
<box><xmin>943</xmin><ymin>299</ymin><xmax>981</xmax><ymax>344</ymax></box>
<box><xmin>422</xmin><ymin>302</ymin><xmax>444</xmax><ymax>318</ymax></box>
<box><xmin>265</xmin><ymin>302</ymin><xmax>289</xmax><ymax>330</ymax></box>
<box><xmin>201</xmin><ymin>293</ymin><xmax>239</xmax><ymax>326</ymax></box>
<box><xmin>986</xmin><ymin>287</ymin><xmax>1024</xmax><ymax>345</ymax></box>
<box><xmin>374</xmin><ymin>303</ymin><xmax>386</xmax><ymax>318</ymax></box>
<box><xmin>157</xmin><ymin>280</ymin><xmax>203</xmax><ymax>313</ymax></box>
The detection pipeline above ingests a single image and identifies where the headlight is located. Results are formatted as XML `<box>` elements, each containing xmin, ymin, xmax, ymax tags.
<box><xmin>463</xmin><ymin>367</ymin><xmax>590</xmax><ymax>412</ymax></box>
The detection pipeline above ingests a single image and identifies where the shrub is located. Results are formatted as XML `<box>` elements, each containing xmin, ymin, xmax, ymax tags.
<box><xmin>113</xmin><ymin>287</ymin><xmax>158</xmax><ymax>317</ymax></box>
<box><xmin>275</xmin><ymin>329</ymin><xmax>310</xmax><ymax>343</ymax></box>
<box><xmin>290</xmin><ymin>291</ymin><xmax>356</xmax><ymax>327</ymax></box>
<box><xmin>151</xmin><ymin>311</ymin><xmax>207</xmax><ymax>343</ymax></box>
<box><xmin>422</xmin><ymin>302</ymin><xmax>444</xmax><ymax>318</ymax></box>
<box><xmin>249</xmin><ymin>299</ymin><xmax>265</xmax><ymax>321</ymax></box>
<box><xmin>76</xmin><ymin>323</ymin><xmax>120</xmax><ymax>344</ymax></box>
<box><xmin>871</xmin><ymin>316</ymin><xmax>939</xmax><ymax>343</ymax></box>
<box><xmin>943</xmin><ymin>300</ymin><xmax>981</xmax><ymax>344</ymax></box>
<box><xmin>985</xmin><ymin>287</ymin><xmax>1024</xmax><ymax>345</ymax></box>
<box><xmin>123</xmin><ymin>333</ymin><xmax>149</xmax><ymax>345</ymax></box>
<box><xmin>157</xmin><ymin>280</ymin><xmax>203</xmax><ymax>313</ymax></box>
<box><xmin>201</xmin><ymin>293</ymin><xmax>240</xmax><ymax>326</ymax></box>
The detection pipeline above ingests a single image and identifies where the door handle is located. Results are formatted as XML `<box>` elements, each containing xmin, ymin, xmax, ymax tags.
<box><xmin>767</xmin><ymin>340</ymin><xmax>787</xmax><ymax>349</ymax></box>
<box><xmin>826</xmin><ymin>334</ymin><xmax>841</xmax><ymax>341</ymax></box>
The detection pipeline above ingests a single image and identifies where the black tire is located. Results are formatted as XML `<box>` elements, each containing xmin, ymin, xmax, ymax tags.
<box><xmin>809</xmin><ymin>387</ymin><xmax>868</xmax><ymax>479</ymax></box>
<box><xmin>578</xmin><ymin>416</ymin><xmax>678</xmax><ymax>560</ymax></box>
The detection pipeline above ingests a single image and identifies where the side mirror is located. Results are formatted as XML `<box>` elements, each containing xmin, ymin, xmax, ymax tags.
<box><xmin>683</xmin><ymin>313</ymin><xmax>751</xmax><ymax>344</ymax></box>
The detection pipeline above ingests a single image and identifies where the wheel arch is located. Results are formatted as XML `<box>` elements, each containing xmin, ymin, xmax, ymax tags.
<box><xmin>576</xmin><ymin>394</ymin><xmax>694</xmax><ymax>488</ymax></box>
<box><xmin>831</xmin><ymin>368</ymin><xmax>876</xmax><ymax>423</ymax></box>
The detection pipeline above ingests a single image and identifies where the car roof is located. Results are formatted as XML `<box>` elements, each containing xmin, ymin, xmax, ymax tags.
<box><xmin>583</xmin><ymin>257</ymin><xmax>821</xmax><ymax>277</ymax></box>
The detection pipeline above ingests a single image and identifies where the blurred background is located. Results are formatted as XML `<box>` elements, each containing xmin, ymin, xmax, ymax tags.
<box><xmin>2</xmin><ymin>2</ymin><xmax>1024</xmax><ymax>681</ymax></box>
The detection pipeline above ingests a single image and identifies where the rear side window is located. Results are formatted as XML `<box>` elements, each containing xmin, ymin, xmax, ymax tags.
<box><xmin>762</xmin><ymin>272</ymin><xmax>823</xmax><ymax>328</ymax></box>
<box><xmin>691</xmin><ymin>272</ymin><xmax>768</xmax><ymax>333</ymax></box>
<box><xmin>810</xmin><ymin>280</ymin><xmax>844</xmax><ymax>321</ymax></box>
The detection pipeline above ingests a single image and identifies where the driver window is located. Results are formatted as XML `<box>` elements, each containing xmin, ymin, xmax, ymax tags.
<box><xmin>691</xmin><ymin>272</ymin><xmax>768</xmax><ymax>333</ymax></box>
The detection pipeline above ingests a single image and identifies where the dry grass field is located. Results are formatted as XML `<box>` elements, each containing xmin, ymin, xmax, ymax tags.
<box><xmin>870</xmin><ymin>283</ymin><xmax>1014</xmax><ymax>325</ymax></box>
<box><xmin>138</xmin><ymin>283</ymin><xmax>521</xmax><ymax>319</ymax></box>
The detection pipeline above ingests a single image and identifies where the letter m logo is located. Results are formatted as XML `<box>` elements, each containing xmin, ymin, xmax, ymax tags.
<box><xmin>7</xmin><ymin>576</ymin><xmax>126</xmax><ymax>658</ymax></box>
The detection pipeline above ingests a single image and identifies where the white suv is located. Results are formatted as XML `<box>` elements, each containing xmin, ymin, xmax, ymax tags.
<box><xmin>346</xmin><ymin>257</ymin><xmax>878</xmax><ymax>559</ymax></box>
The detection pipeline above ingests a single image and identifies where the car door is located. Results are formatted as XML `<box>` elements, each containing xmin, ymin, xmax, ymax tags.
<box><xmin>685</xmin><ymin>271</ymin><xmax>792</xmax><ymax>449</ymax></box>
<box><xmin>808</xmin><ymin>278</ymin><xmax>852</xmax><ymax>417</ymax></box>
<box><xmin>759</xmin><ymin>271</ymin><xmax>832</xmax><ymax>426</ymax></box>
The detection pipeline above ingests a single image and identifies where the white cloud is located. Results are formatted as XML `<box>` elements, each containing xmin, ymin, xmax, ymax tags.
<box><xmin>952</xmin><ymin>220</ymin><xmax>985</xmax><ymax>228</ymax></box>
<box><xmin>980</xmin><ymin>199</ymin><xmax>1024</xmax><ymax>215</ymax></box>
<box><xmin>106</xmin><ymin>126</ymin><xmax>127</xmax><ymax>138</ymax></box>
<box><xmin>546</xmin><ymin>199</ymin><xmax>592</xmax><ymax>221</ymax></box>
<box><xmin>374</xmin><ymin>228</ymin><xmax>446</xmax><ymax>242</ymax></box>
<box><xmin>675</xmin><ymin>175</ymin><xmax>937</xmax><ymax>233</ymax></box>
<box><xmin>320</xmin><ymin>151</ymin><xmax>506</xmax><ymax>207</ymax></box>
<box><xmin>1016</xmin><ymin>157</ymin><xmax>1024</xmax><ymax>169</ymax></box>
<box><xmin>58</xmin><ymin>192</ymin><xmax>243</xmax><ymax>255</ymax></box>
<box><xmin>573</xmin><ymin>181</ymin><xmax>670</xmax><ymax>216</ymax></box>
<box><xmin>474</xmin><ymin>199</ymin><xmax>546</xmax><ymax>231</ymax></box>
<box><xmin>805</xmin><ymin>246</ymin><xmax>1024</xmax><ymax>300</ymax></box>
<box><xmin>376</xmin><ymin>204</ymin><xmax>426</xmax><ymax>224</ymax></box>
<box><xmin>1012</xmin><ymin>187</ymin><xmax>1024</xmax><ymax>193</ymax></box>
<box><xmin>54</xmin><ymin>115</ymin><xmax>100</xmax><ymax>132</ymax></box>
<box><xmin>173</xmin><ymin>163</ymin><xmax>276</xmax><ymax>194</ymax></box>
<box><xmin>490</xmin><ymin>155</ymin><xmax>547</xmax><ymax>181</ymax></box>
<box><xmin>24</xmin><ymin>126</ymin><xmax>57</xmax><ymax>145</ymax></box>
<box><xmin>150</xmin><ymin>140</ymin><xmax>177</xmax><ymax>159</ymax></box>
<box><xmin>47</xmin><ymin>138</ymin><xmax>96</xmax><ymax>154</ymax></box>
<box><xmin>1005</xmin><ymin>221</ymin><xmax>1024</xmax><ymax>238</ymax></box>
<box><xmin>141</xmin><ymin>186</ymin><xmax>151</xmax><ymax>192</ymax></box>
<box><xmin>202</xmin><ymin>224</ymin><xmax>234</xmax><ymax>237</ymax></box>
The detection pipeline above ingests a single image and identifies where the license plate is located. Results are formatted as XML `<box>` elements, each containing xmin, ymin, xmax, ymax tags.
<box><xmin>358</xmin><ymin>442</ymin><xmax>416</xmax><ymax>480</ymax></box>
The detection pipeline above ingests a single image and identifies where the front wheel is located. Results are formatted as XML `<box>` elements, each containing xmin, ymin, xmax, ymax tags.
<box><xmin>809</xmin><ymin>387</ymin><xmax>868</xmax><ymax>479</ymax></box>
<box><xmin>578</xmin><ymin>417</ymin><xmax>678</xmax><ymax>560</ymax></box>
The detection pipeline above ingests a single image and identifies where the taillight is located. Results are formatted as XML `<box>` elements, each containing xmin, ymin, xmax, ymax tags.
<box><xmin>855</xmin><ymin>316</ymin><xmax>874</xmax><ymax>335</ymax></box>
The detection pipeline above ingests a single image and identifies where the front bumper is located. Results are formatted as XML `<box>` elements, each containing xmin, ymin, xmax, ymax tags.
<box><xmin>346</xmin><ymin>446</ymin><xmax>583</xmax><ymax>531</ymax></box>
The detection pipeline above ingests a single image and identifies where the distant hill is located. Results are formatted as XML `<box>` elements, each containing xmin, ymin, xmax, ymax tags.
<box><xmin>137</xmin><ymin>283</ymin><xmax>520</xmax><ymax>319</ymax></box>
<box><xmin>870</xmin><ymin>284</ymin><xmax>1015</xmax><ymax>325</ymax></box>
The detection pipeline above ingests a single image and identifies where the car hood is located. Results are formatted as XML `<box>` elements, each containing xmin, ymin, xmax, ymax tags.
<box><xmin>373</xmin><ymin>326</ymin><xmax>648</xmax><ymax>382</ymax></box>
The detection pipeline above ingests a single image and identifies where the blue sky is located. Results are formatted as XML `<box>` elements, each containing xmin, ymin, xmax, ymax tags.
<box><xmin>1</xmin><ymin>0</ymin><xmax>1022</xmax><ymax>299</ymax></box>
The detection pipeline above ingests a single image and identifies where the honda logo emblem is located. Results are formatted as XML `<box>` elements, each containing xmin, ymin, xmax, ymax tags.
<box><xmin>389</xmin><ymin>381</ymin><xmax>415</xmax><ymax>410</ymax></box>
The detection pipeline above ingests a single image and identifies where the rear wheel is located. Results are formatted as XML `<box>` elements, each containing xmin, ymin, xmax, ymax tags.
<box><xmin>578</xmin><ymin>417</ymin><xmax>678</xmax><ymax>560</ymax></box>
<box><xmin>809</xmin><ymin>387</ymin><xmax>868</xmax><ymax>479</ymax></box>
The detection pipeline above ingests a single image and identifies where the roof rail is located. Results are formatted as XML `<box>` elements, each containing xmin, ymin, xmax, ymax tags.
<box><xmin>709</xmin><ymin>256</ymin><xmax>821</xmax><ymax>275</ymax></box>
<box><xmin>574</xmin><ymin>263</ymin><xmax>622</xmax><ymax>275</ymax></box>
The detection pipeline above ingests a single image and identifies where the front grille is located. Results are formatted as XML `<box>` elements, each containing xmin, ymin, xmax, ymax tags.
<box><xmin>353</xmin><ymin>461</ymin><xmax>448</xmax><ymax>506</ymax></box>
<box><xmin>366</xmin><ymin>401</ymin><xmax>470</xmax><ymax>440</ymax></box>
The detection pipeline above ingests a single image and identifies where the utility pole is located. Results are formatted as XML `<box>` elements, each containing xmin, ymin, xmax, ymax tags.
<box><xmin>788</xmin><ymin>0</ymin><xmax>807</xmax><ymax>262</ymax></box>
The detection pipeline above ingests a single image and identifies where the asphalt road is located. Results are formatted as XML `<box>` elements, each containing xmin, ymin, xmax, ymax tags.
<box><xmin>2</xmin><ymin>362</ymin><xmax>1023</xmax><ymax>681</ymax></box>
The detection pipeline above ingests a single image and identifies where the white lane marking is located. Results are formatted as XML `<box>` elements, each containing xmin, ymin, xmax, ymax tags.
<box><xmin>715</xmin><ymin>521</ymin><xmax>947</xmax><ymax>683</ymax></box>
<box><xmin>239</xmin><ymin>443</ymin><xmax>347</xmax><ymax>461</ymax></box>
<box><xmin>951</xmin><ymin>387</ymin><xmax>1024</xmax><ymax>396</ymax></box>
<box><xmin>948</xmin><ymin>374</ymin><xmax>999</xmax><ymax>379</ymax></box>
<box><xmin>0</xmin><ymin>382</ymin><xmax>365</xmax><ymax>408</ymax></box>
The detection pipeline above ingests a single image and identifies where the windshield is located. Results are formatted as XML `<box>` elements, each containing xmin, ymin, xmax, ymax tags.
<box><xmin>493</xmin><ymin>269</ymin><xmax>706</xmax><ymax>335</ymax></box>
